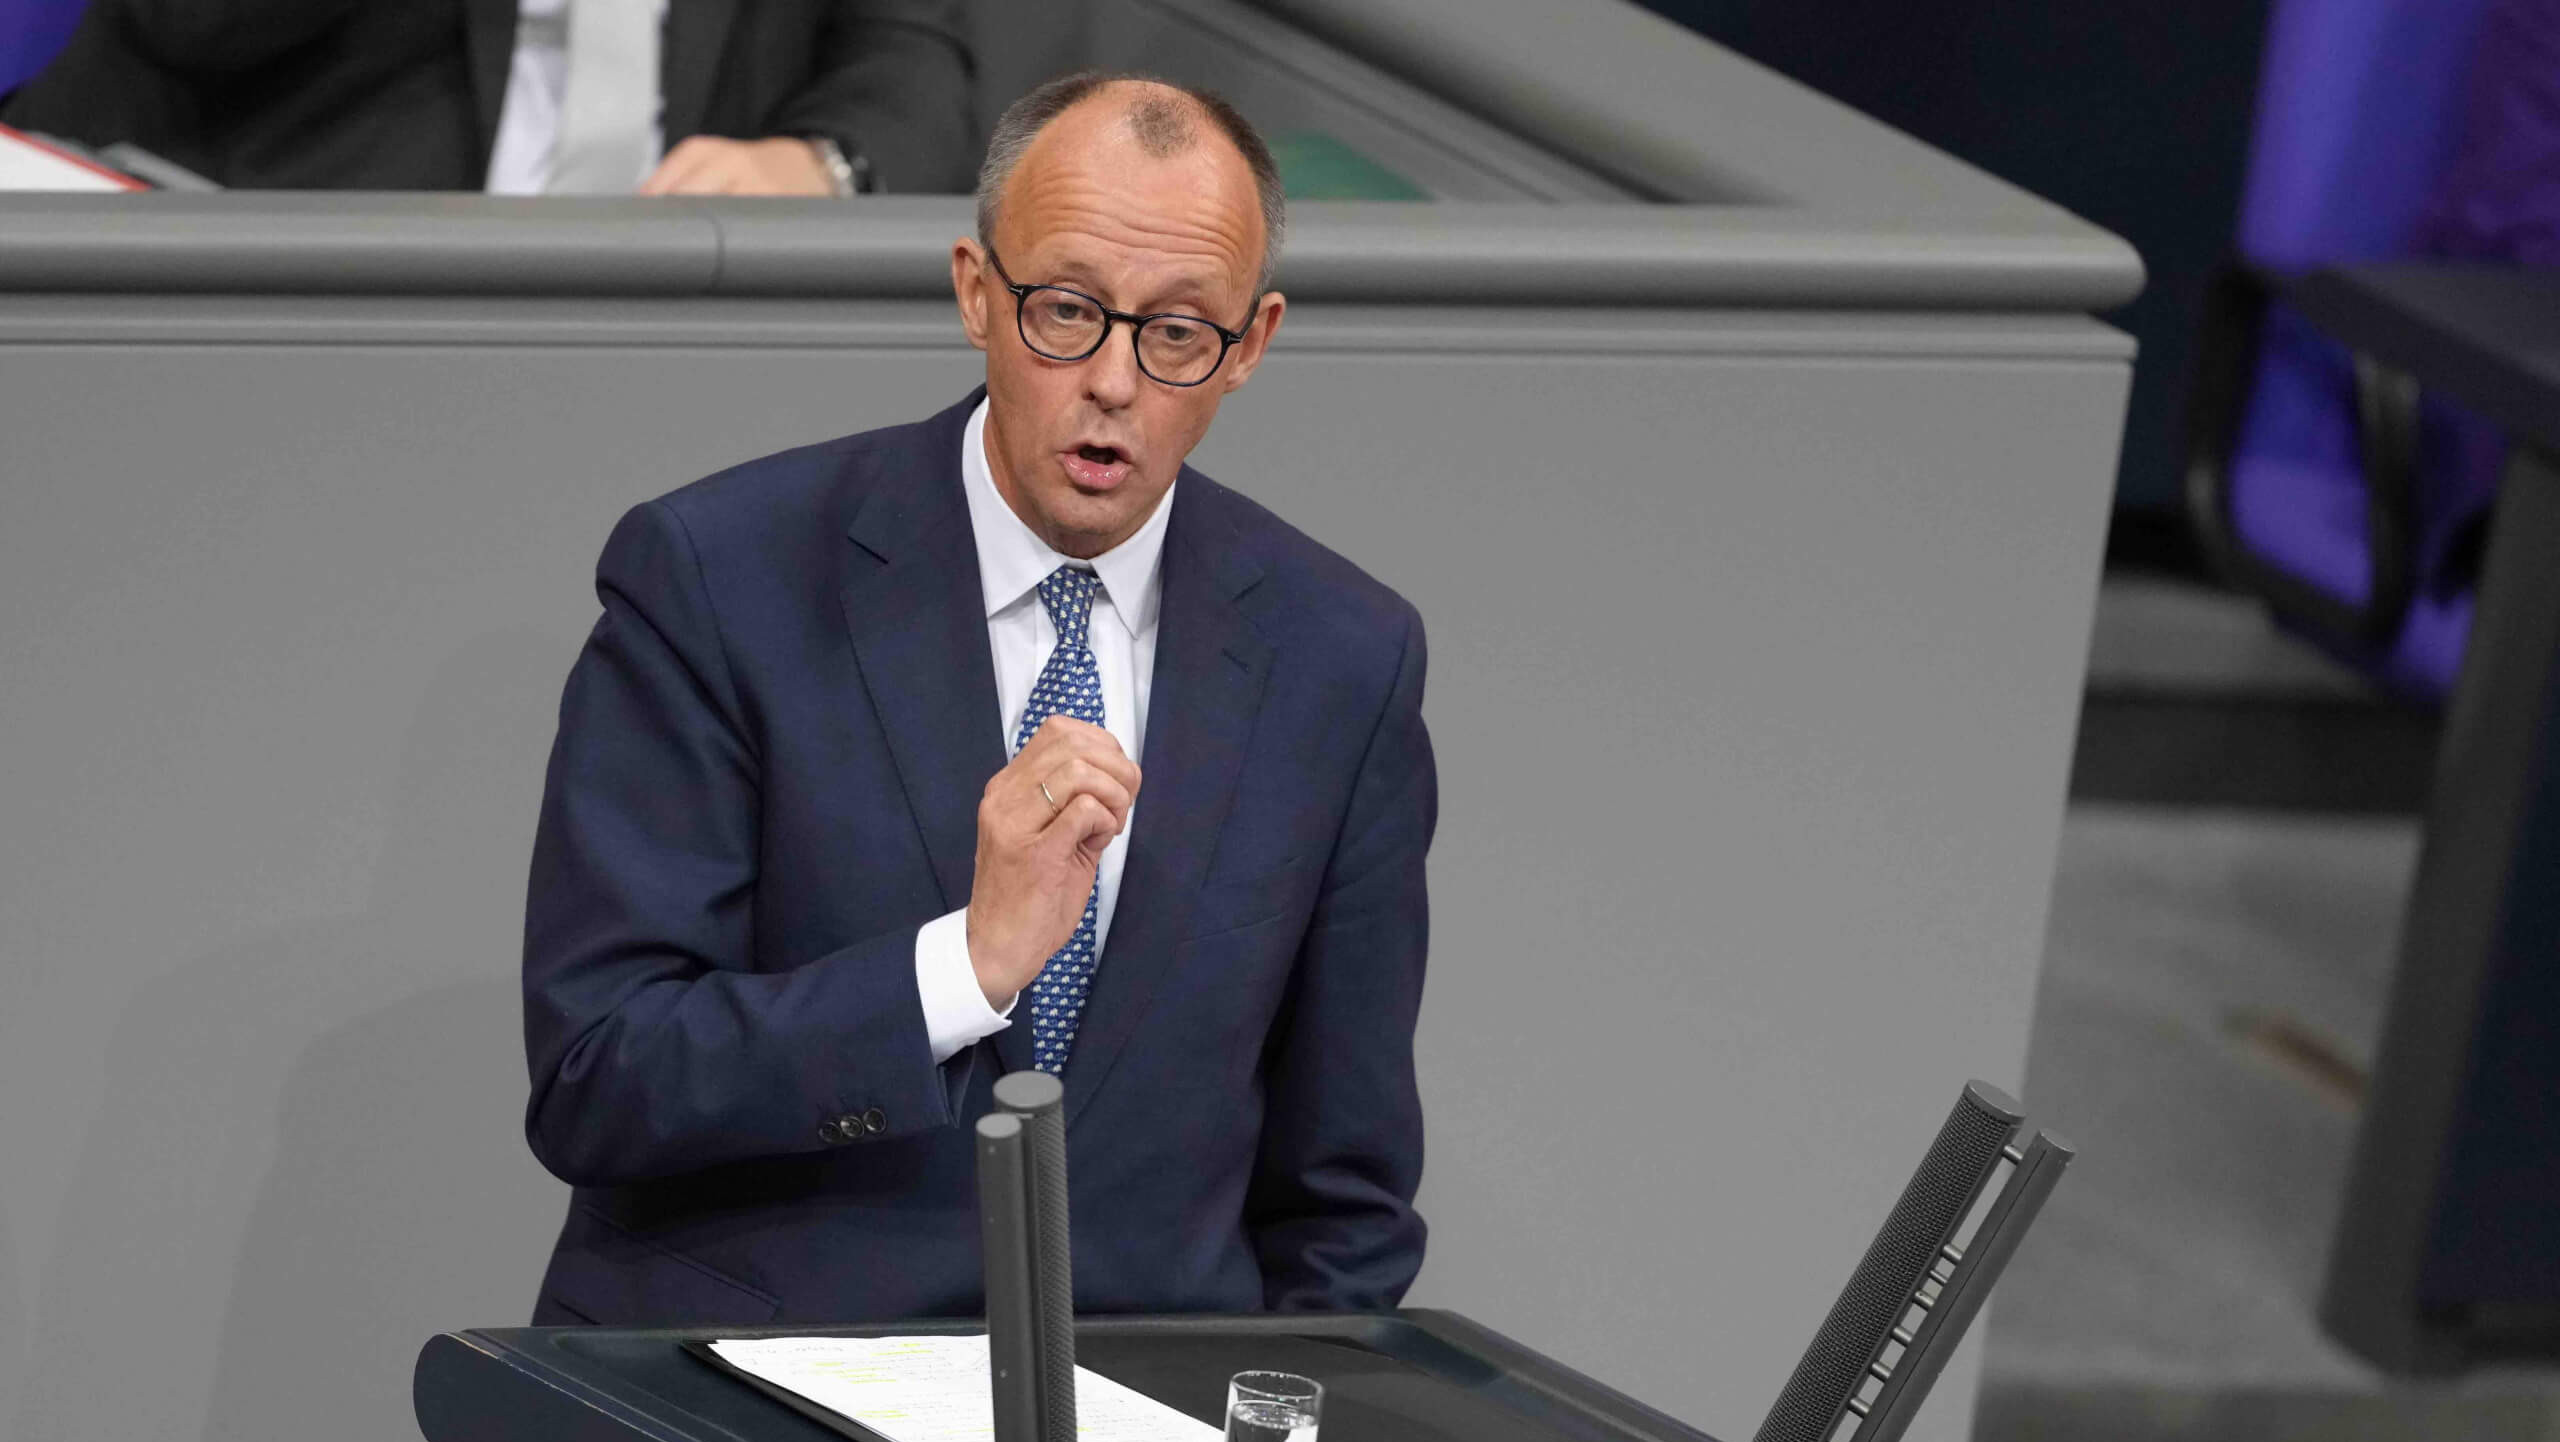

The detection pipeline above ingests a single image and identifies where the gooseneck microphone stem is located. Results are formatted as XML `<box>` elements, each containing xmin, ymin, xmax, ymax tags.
<box><xmin>974</xmin><ymin>1113</ymin><xmax>1041</xmax><ymax>1442</ymax></box>
<box><xmin>990</xmin><ymin>1071</ymin><xmax>1076</xmax><ymax>1442</ymax></box>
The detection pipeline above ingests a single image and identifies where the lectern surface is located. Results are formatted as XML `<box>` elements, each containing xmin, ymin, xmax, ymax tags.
<box><xmin>414</xmin><ymin>1311</ymin><xmax>1719</xmax><ymax>1442</ymax></box>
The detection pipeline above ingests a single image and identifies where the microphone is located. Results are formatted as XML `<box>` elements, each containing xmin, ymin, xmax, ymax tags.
<box><xmin>975</xmin><ymin>1112</ymin><xmax>1040</xmax><ymax>1442</ymax></box>
<box><xmin>979</xmin><ymin>1071</ymin><xmax>1076</xmax><ymax>1442</ymax></box>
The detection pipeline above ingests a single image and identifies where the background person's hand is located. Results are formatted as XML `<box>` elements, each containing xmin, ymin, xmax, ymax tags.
<box><xmin>967</xmin><ymin>716</ymin><xmax>1141</xmax><ymax>1007</ymax></box>
<box><xmin>639</xmin><ymin>136</ymin><xmax>837</xmax><ymax>196</ymax></box>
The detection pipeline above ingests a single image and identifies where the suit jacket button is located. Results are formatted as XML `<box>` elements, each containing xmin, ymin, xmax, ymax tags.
<box><xmin>863</xmin><ymin>1107</ymin><xmax>888</xmax><ymax>1135</ymax></box>
<box><xmin>817</xmin><ymin>1118</ymin><xmax>846</xmax><ymax>1145</ymax></box>
<box><xmin>839</xmin><ymin>1113</ymin><xmax>869</xmax><ymax>1141</ymax></box>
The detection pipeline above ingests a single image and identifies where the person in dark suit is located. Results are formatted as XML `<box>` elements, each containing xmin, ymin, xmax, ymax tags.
<box><xmin>518</xmin><ymin>71</ymin><xmax>1433</xmax><ymax>1325</ymax></box>
<box><xmin>0</xmin><ymin>0</ymin><xmax>975</xmax><ymax>193</ymax></box>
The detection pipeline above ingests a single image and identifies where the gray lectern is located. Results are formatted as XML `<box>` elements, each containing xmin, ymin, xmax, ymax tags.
<box><xmin>406</xmin><ymin>1081</ymin><xmax>2064</xmax><ymax>1442</ymax></box>
<box><xmin>413</xmin><ymin>1313</ymin><xmax>1714</xmax><ymax>1442</ymax></box>
<box><xmin>416</xmin><ymin>1070</ymin><xmax>1713</xmax><ymax>1442</ymax></box>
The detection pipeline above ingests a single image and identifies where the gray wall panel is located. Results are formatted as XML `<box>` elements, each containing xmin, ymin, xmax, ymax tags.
<box><xmin>0</xmin><ymin>308</ymin><xmax>2124</xmax><ymax>1442</ymax></box>
<box><xmin>0</xmin><ymin>343</ymin><xmax>984</xmax><ymax>1442</ymax></box>
<box><xmin>1197</xmin><ymin>340</ymin><xmax>2127</xmax><ymax>1442</ymax></box>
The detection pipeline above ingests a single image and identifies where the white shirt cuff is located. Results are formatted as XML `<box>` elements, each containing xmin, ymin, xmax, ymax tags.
<box><xmin>915</xmin><ymin>907</ymin><xmax>1015</xmax><ymax>1065</ymax></box>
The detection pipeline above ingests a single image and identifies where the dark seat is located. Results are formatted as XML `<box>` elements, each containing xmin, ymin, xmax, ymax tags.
<box><xmin>2187</xmin><ymin>0</ymin><xmax>2518</xmax><ymax>702</ymax></box>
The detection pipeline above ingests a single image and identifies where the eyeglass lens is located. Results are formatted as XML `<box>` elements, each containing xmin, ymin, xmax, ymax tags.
<box><xmin>1019</xmin><ymin>288</ymin><xmax>1226</xmax><ymax>385</ymax></box>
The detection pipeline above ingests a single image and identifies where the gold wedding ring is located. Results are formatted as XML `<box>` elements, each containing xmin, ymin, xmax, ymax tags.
<box><xmin>1039</xmin><ymin>779</ymin><xmax>1062</xmax><ymax>814</ymax></box>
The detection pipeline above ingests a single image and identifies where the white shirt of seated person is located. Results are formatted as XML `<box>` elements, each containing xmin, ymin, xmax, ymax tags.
<box><xmin>485</xmin><ymin>0</ymin><xmax>668</xmax><ymax>195</ymax></box>
<box><xmin>912</xmin><ymin>397</ymin><xmax>1173</xmax><ymax>1064</ymax></box>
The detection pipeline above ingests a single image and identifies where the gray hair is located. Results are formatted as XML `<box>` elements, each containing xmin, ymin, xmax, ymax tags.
<box><xmin>975</xmin><ymin>71</ymin><xmax>1288</xmax><ymax>296</ymax></box>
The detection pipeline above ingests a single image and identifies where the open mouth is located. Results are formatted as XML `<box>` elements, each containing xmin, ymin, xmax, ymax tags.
<box><xmin>1061</xmin><ymin>443</ymin><xmax>1133</xmax><ymax>490</ymax></box>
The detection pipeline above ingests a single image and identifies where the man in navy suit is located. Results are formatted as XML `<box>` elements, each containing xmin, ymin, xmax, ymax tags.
<box><xmin>519</xmin><ymin>71</ymin><xmax>1433</xmax><ymax>1325</ymax></box>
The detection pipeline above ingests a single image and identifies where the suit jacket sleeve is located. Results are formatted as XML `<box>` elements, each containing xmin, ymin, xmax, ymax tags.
<box><xmin>764</xmin><ymin>0</ymin><xmax>978</xmax><ymax>194</ymax></box>
<box><xmin>522</xmin><ymin>499</ymin><xmax>966</xmax><ymax>1189</ymax></box>
<box><xmin>1247</xmin><ymin>605</ymin><xmax>1436</xmax><ymax>1309</ymax></box>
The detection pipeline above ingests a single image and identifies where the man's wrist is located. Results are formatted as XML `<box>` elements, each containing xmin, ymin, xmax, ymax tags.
<box><xmin>798</xmin><ymin>135</ymin><xmax>872</xmax><ymax>197</ymax></box>
<box><xmin>960</xmin><ymin>909</ymin><xmax>1024</xmax><ymax>1012</ymax></box>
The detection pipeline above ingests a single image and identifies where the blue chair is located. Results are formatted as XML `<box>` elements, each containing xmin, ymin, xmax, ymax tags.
<box><xmin>2186</xmin><ymin>0</ymin><xmax>2516</xmax><ymax>702</ymax></box>
<box><xmin>0</xmin><ymin>0</ymin><xmax>85</xmax><ymax>99</ymax></box>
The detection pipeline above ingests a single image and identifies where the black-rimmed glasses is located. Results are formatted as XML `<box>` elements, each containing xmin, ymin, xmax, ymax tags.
<box><xmin>986</xmin><ymin>247</ymin><xmax>1258</xmax><ymax>388</ymax></box>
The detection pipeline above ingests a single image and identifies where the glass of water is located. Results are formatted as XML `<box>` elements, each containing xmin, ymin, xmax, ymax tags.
<box><xmin>1225</xmin><ymin>1370</ymin><xmax>1321</xmax><ymax>1441</ymax></box>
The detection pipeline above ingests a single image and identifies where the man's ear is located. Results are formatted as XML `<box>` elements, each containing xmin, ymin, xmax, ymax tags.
<box><xmin>1220</xmin><ymin>291</ymin><xmax>1287</xmax><ymax>393</ymax></box>
<box><xmin>951</xmin><ymin>239</ymin><xmax>992</xmax><ymax>353</ymax></box>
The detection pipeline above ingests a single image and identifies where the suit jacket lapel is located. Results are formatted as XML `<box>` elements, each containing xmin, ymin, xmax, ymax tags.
<box><xmin>660</xmin><ymin>0</ymin><xmax>741</xmax><ymax>145</ymax></box>
<box><xmin>838</xmin><ymin>401</ymin><xmax>1006</xmax><ymax>922</ymax></box>
<box><xmin>1065</xmin><ymin>477</ymin><xmax>1272</xmax><ymax>1127</ymax></box>
<box><xmin>461</xmin><ymin>0</ymin><xmax>517</xmax><ymax>160</ymax></box>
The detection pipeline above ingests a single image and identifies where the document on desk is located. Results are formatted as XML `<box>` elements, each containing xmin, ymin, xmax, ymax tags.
<box><xmin>707</xmin><ymin>1334</ymin><xmax>1219</xmax><ymax>1442</ymax></box>
<box><xmin>0</xmin><ymin>125</ymin><xmax>140</xmax><ymax>191</ymax></box>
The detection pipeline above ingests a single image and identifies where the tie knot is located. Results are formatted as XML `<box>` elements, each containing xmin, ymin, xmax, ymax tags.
<box><xmin>1037</xmin><ymin>566</ymin><xmax>1101</xmax><ymax>646</ymax></box>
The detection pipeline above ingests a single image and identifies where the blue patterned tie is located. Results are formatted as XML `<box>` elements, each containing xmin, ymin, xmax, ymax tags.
<box><xmin>1012</xmin><ymin>566</ymin><xmax>1106</xmax><ymax>1074</ymax></box>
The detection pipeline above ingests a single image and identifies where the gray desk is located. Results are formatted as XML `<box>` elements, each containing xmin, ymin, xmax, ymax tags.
<box><xmin>0</xmin><ymin>7</ymin><xmax>2137</xmax><ymax>1441</ymax></box>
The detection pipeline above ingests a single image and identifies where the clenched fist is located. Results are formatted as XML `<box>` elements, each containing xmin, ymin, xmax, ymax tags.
<box><xmin>967</xmin><ymin>715</ymin><xmax>1142</xmax><ymax>1007</ymax></box>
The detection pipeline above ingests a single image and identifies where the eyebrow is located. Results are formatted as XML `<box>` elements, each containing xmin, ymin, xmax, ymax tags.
<box><xmin>1038</xmin><ymin>262</ymin><xmax>1224</xmax><ymax>318</ymax></box>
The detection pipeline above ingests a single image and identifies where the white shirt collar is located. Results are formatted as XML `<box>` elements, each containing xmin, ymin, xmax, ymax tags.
<box><xmin>960</xmin><ymin>396</ymin><xmax>1171</xmax><ymax>638</ymax></box>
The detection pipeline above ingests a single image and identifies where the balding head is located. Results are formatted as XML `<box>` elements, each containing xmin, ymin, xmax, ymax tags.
<box><xmin>976</xmin><ymin>73</ymin><xmax>1287</xmax><ymax>294</ymax></box>
<box><xmin>950</xmin><ymin>74</ymin><xmax>1292</xmax><ymax>560</ymax></box>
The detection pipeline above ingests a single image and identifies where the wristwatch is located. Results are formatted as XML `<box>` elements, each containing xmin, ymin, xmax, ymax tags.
<box><xmin>802</xmin><ymin>135</ymin><xmax>875</xmax><ymax>197</ymax></box>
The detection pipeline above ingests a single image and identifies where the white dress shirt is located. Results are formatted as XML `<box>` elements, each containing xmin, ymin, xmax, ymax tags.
<box><xmin>484</xmin><ymin>0</ymin><xmax>667</xmax><ymax>195</ymax></box>
<box><xmin>913</xmin><ymin>398</ymin><xmax>1175</xmax><ymax>1063</ymax></box>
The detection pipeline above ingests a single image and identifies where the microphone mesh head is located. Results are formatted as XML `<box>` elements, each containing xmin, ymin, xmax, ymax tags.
<box><xmin>1753</xmin><ymin>1084</ymin><xmax>2020</xmax><ymax>1442</ymax></box>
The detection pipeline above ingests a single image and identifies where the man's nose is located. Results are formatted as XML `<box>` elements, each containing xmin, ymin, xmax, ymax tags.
<box><xmin>1083</xmin><ymin>323</ymin><xmax>1143</xmax><ymax>410</ymax></box>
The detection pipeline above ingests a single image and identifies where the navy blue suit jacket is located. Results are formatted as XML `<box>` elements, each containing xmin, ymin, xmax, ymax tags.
<box><xmin>521</xmin><ymin>392</ymin><xmax>1434</xmax><ymax>1326</ymax></box>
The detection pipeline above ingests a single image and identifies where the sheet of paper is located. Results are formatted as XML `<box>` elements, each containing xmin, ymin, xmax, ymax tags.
<box><xmin>0</xmin><ymin>126</ymin><xmax>138</xmax><ymax>192</ymax></box>
<box><xmin>709</xmin><ymin>1334</ymin><xmax>1221</xmax><ymax>1442</ymax></box>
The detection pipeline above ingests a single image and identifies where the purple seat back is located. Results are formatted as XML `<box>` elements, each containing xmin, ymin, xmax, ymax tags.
<box><xmin>2226</xmin><ymin>0</ymin><xmax>2502</xmax><ymax>700</ymax></box>
<box><xmin>2411</xmin><ymin>0</ymin><xmax>2560</xmax><ymax>267</ymax></box>
<box><xmin>0</xmin><ymin>0</ymin><xmax>86</xmax><ymax>98</ymax></box>
<box><xmin>2239</xmin><ymin>0</ymin><xmax>2496</xmax><ymax>269</ymax></box>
